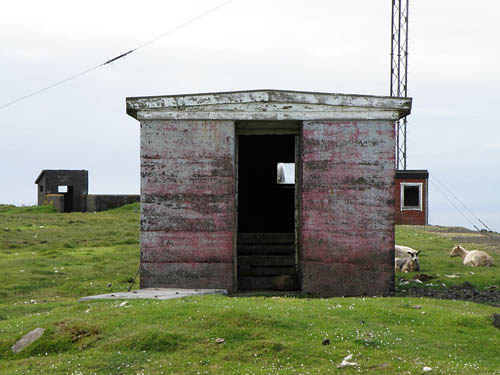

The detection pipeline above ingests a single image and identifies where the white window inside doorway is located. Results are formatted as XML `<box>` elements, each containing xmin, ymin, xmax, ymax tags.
<box><xmin>277</xmin><ymin>163</ymin><xmax>295</xmax><ymax>185</ymax></box>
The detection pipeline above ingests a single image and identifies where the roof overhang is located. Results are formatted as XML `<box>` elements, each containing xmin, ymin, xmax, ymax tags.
<box><xmin>126</xmin><ymin>89</ymin><xmax>411</xmax><ymax>122</ymax></box>
<box><xmin>395</xmin><ymin>170</ymin><xmax>429</xmax><ymax>179</ymax></box>
<box><xmin>35</xmin><ymin>170</ymin><xmax>48</xmax><ymax>184</ymax></box>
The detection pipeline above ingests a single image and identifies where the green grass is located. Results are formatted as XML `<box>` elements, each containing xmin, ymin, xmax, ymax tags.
<box><xmin>396</xmin><ymin>225</ymin><xmax>500</xmax><ymax>290</ymax></box>
<box><xmin>0</xmin><ymin>204</ymin><xmax>499</xmax><ymax>374</ymax></box>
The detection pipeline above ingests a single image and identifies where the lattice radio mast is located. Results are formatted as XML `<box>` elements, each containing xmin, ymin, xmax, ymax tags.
<box><xmin>390</xmin><ymin>0</ymin><xmax>409</xmax><ymax>170</ymax></box>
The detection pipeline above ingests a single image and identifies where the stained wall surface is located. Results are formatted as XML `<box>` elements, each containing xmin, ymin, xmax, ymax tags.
<box><xmin>140</xmin><ymin>120</ymin><xmax>235</xmax><ymax>291</ymax></box>
<box><xmin>128</xmin><ymin>89</ymin><xmax>412</xmax><ymax>296</ymax></box>
<box><xmin>300</xmin><ymin>120</ymin><xmax>396</xmax><ymax>296</ymax></box>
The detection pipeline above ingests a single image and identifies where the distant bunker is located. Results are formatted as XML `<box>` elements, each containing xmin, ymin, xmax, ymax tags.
<box><xmin>35</xmin><ymin>169</ymin><xmax>139</xmax><ymax>213</ymax></box>
<box><xmin>126</xmin><ymin>89</ymin><xmax>412</xmax><ymax>297</ymax></box>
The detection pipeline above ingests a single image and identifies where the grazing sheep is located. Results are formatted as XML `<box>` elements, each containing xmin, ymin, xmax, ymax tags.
<box><xmin>395</xmin><ymin>245</ymin><xmax>421</xmax><ymax>271</ymax></box>
<box><xmin>450</xmin><ymin>245</ymin><xmax>494</xmax><ymax>267</ymax></box>
<box><xmin>395</xmin><ymin>257</ymin><xmax>418</xmax><ymax>273</ymax></box>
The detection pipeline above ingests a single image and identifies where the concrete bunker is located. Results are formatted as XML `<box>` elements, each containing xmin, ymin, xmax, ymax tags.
<box><xmin>35</xmin><ymin>169</ymin><xmax>139</xmax><ymax>213</ymax></box>
<box><xmin>127</xmin><ymin>89</ymin><xmax>412</xmax><ymax>296</ymax></box>
<box><xmin>35</xmin><ymin>170</ymin><xmax>88</xmax><ymax>213</ymax></box>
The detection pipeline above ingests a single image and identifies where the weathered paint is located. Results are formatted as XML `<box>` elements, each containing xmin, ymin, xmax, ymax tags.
<box><xmin>300</xmin><ymin>120</ymin><xmax>396</xmax><ymax>296</ymax></box>
<box><xmin>127</xmin><ymin>89</ymin><xmax>411</xmax><ymax>113</ymax></box>
<box><xmin>127</xmin><ymin>89</ymin><xmax>411</xmax><ymax>121</ymax></box>
<box><xmin>140</xmin><ymin>120</ymin><xmax>235</xmax><ymax>291</ymax></box>
<box><xmin>126</xmin><ymin>89</ymin><xmax>412</xmax><ymax>296</ymax></box>
<box><xmin>135</xmin><ymin>109</ymin><xmax>403</xmax><ymax>122</ymax></box>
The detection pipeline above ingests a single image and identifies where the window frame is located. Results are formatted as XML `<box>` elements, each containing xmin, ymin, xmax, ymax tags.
<box><xmin>400</xmin><ymin>182</ymin><xmax>423</xmax><ymax>211</ymax></box>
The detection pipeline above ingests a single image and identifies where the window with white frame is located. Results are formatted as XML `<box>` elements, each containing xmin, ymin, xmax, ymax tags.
<box><xmin>401</xmin><ymin>182</ymin><xmax>423</xmax><ymax>211</ymax></box>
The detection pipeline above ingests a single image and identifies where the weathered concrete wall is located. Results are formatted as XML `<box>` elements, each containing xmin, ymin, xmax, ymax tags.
<box><xmin>140</xmin><ymin>120</ymin><xmax>235</xmax><ymax>291</ymax></box>
<box><xmin>37</xmin><ymin>175</ymin><xmax>46</xmax><ymax>206</ymax></box>
<box><xmin>43</xmin><ymin>194</ymin><xmax>64</xmax><ymax>213</ymax></box>
<box><xmin>301</xmin><ymin>120</ymin><xmax>396</xmax><ymax>296</ymax></box>
<box><xmin>86</xmin><ymin>194</ymin><xmax>140</xmax><ymax>212</ymax></box>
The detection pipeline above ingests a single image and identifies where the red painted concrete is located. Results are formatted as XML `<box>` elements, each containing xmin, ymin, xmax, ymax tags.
<box><xmin>129</xmin><ymin>90</ymin><xmax>411</xmax><ymax>297</ymax></box>
<box><xmin>301</xmin><ymin>121</ymin><xmax>396</xmax><ymax>296</ymax></box>
<box><xmin>140</xmin><ymin>120</ymin><xmax>235</xmax><ymax>291</ymax></box>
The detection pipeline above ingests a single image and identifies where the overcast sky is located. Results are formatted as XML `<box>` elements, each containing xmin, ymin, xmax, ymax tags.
<box><xmin>1</xmin><ymin>0</ymin><xmax>499</xmax><ymax>232</ymax></box>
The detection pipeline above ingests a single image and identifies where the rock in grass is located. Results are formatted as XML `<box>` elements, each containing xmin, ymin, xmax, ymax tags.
<box><xmin>337</xmin><ymin>354</ymin><xmax>358</xmax><ymax>368</ymax></box>
<box><xmin>11</xmin><ymin>328</ymin><xmax>45</xmax><ymax>353</ymax></box>
<box><xmin>492</xmin><ymin>314</ymin><xmax>500</xmax><ymax>329</ymax></box>
<box><xmin>412</xmin><ymin>273</ymin><xmax>434</xmax><ymax>282</ymax></box>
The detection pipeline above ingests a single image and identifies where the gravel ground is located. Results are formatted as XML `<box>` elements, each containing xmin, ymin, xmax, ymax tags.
<box><xmin>399</xmin><ymin>282</ymin><xmax>500</xmax><ymax>307</ymax></box>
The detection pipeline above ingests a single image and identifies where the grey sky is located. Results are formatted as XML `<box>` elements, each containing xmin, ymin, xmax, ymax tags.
<box><xmin>1</xmin><ymin>0</ymin><xmax>499</xmax><ymax>231</ymax></box>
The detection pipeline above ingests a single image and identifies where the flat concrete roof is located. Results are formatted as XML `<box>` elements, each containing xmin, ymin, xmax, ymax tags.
<box><xmin>126</xmin><ymin>89</ymin><xmax>412</xmax><ymax>122</ymax></box>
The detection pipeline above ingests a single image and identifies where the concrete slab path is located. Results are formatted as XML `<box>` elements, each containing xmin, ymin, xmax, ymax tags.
<box><xmin>79</xmin><ymin>288</ymin><xmax>228</xmax><ymax>302</ymax></box>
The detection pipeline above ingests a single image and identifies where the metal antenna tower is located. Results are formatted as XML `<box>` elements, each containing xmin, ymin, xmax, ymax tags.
<box><xmin>390</xmin><ymin>0</ymin><xmax>409</xmax><ymax>170</ymax></box>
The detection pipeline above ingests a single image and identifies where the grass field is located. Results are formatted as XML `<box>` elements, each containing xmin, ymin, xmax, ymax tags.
<box><xmin>0</xmin><ymin>203</ymin><xmax>499</xmax><ymax>375</ymax></box>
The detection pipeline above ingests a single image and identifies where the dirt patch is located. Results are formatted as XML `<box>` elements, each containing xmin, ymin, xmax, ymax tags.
<box><xmin>55</xmin><ymin>321</ymin><xmax>100</xmax><ymax>343</ymax></box>
<box><xmin>399</xmin><ymin>283</ymin><xmax>500</xmax><ymax>307</ymax></box>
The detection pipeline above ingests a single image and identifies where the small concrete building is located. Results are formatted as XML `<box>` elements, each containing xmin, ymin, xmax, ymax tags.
<box><xmin>35</xmin><ymin>170</ymin><xmax>88</xmax><ymax>212</ymax></box>
<box><xmin>35</xmin><ymin>170</ymin><xmax>139</xmax><ymax>213</ymax></box>
<box><xmin>126</xmin><ymin>89</ymin><xmax>412</xmax><ymax>296</ymax></box>
<box><xmin>395</xmin><ymin>170</ymin><xmax>429</xmax><ymax>225</ymax></box>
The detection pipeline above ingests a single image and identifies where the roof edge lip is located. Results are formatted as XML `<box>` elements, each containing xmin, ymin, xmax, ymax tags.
<box><xmin>35</xmin><ymin>170</ymin><xmax>47</xmax><ymax>184</ymax></box>
<box><xmin>126</xmin><ymin>89</ymin><xmax>411</xmax><ymax>121</ymax></box>
<box><xmin>126</xmin><ymin>88</ymin><xmax>411</xmax><ymax>102</ymax></box>
<box><xmin>395</xmin><ymin>170</ymin><xmax>430</xmax><ymax>179</ymax></box>
<box><xmin>35</xmin><ymin>169</ymin><xmax>88</xmax><ymax>184</ymax></box>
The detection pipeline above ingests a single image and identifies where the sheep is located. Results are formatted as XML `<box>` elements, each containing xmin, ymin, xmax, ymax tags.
<box><xmin>395</xmin><ymin>257</ymin><xmax>419</xmax><ymax>273</ymax></box>
<box><xmin>450</xmin><ymin>245</ymin><xmax>494</xmax><ymax>267</ymax></box>
<box><xmin>395</xmin><ymin>245</ymin><xmax>421</xmax><ymax>271</ymax></box>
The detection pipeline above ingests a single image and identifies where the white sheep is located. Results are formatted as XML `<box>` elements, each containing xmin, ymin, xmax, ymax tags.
<box><xmin>395</xmin><ymin>245</ymin><xmax>421</xmax><ymax>271</ymax></box>
<box><xmin>395</xmin><ymin>245</ymin><xmax>420</xmax><ymax>258</ymax></box>
<box><xmin>450</xmin><ymin>245</ymin><xmax>494</xmax><ymax>267</ymax></box>
<box><xmin>395</xmin><ymin>257</ymin><xmax>418</xmax><ymax>273</ymax></box>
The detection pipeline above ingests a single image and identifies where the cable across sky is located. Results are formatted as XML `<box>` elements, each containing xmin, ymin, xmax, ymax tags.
<box><xmin>0</xmin><ymin>0</ymin><xmax>235</xmax><ymax>111</ymax></box>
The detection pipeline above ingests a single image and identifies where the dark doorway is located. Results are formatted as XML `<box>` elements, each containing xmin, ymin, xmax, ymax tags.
<box><xmin>237</xmin><ymin>134</ymin><xmax>298</xmax><ymax>290</ymax></box>
<box><xmin>63</xmin><ymin>186</ymin><xmax>74</xmax><ymax>213</ymax></box>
